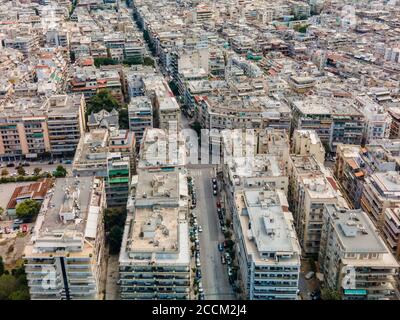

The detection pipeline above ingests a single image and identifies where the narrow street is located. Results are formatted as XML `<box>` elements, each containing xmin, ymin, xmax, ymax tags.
<box><xmin>190</xmin><ymin>166</ymin><xmax>235</xmax><ymax>300</ymax></box>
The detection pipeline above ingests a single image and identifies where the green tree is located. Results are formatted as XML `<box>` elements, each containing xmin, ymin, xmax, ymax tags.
<box><xmin>86</xmin><ymin>90</ymin><xmax>121</xmax><ymax>119</ymax></box>
<box><xmin>118</xmin><ymin>107</ymin><xmax>129</xmax><ymax>129</ymax></box>
<box><xmin>94</xmin><ymin>57</ymin><xmax>118</xmax><ymax>67</ymax></box>
<box><xmin>104</xmin><ymin>207</ymin><xmax>127</xmax><ymax>232</ymax></box>
<box><xmin>70</xmin><ymin>51</ymin><xmax>76</xmax><ymax>63</ymax></box>
<box><xmin>109</xmin><ymin>225</ymin><xmax>123</xmax><ymax>254</ymax></box>
<box><xmin>321</xmin><ymin>287</ymin><xmax>341</xmax><ymax>300</ymax></box>
<box><xmin>1</xmin><ymin>169</ymin><xmax>8</xmax><ymax>176</ymax></box>
<box><xmin>0</xmin><ymin>274</ymin><xmax>18</xmax><ymax>300</ymax></box>
<box><xmin>15</xmin><ymin>199</ymin><xmax>41</xmax><ymax>221</ymax></box>
<box><xmin>0</xmin><ymin>257</ymin><xmax>4</xmax><ymax>276</ymax></box>
<box><xmin>143</xmin><ymin>57</ymin><xmax>155</xmax><ymax>67</ymax></box>
<box><xmin>33</xmin><ymin>168</ymin><xmax>42</xmax><ymax>176</ymax></box>
<box><xmin>53</xmin><ymin>165</ymin><xmax>67</xmax><ymax>178</ymax></box>
<box><xmin>9</xmin><ymin>289</ymin><xmax>30</xmax><ymax>300</ymax></box>
<box><xmin>17</xmin><ymin>166</ymin><xmax>26</xmax><ymax>176</ymax></box>
<box><xmin>0</xmin><ymin>207</ymin><xmax>4</xmax><ymax>217</ymax></box>
<box><xmin>122</xmin><ymin>56</ymin><xmax>143</xmax><ymax>65</ymax></box>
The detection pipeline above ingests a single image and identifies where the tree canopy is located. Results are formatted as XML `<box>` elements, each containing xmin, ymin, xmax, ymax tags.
<box><xmin>86</xmin><ymin>89</ymin><xmax>121</xmax><ymax>117</ymax></box>
<box><xmin>16</xmin><ymin>199</ymin><xmax>41</xmax><ymax>221</ymax></box>
<box><xmin>104</xmin><ymin>208</ymin><xmax>127</xmax><ymax>254</ymax></box>
<box><xmin>53</xmin><ymin>165</ymin><xmax>67</xmax><ymax>178</ymax></box>
<box><xmin>0</xmin><ymin>265</ymin><xmax>29</xmax><ymax>300</ymax></box>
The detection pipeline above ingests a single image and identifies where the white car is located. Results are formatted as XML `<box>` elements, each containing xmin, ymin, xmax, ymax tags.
<box><xmin>305</xmin><ymin>271</ymin><xmax>315</xmax><ymax>280</ymax></box>
<box><xmin>198</xmin><ymin>226</ymin><xmax>203</xmax><ymax>233</ymax></box>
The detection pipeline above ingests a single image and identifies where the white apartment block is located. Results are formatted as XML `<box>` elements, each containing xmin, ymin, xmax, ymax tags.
<box><xmin>361</xmin><ymin>171</ymin><xmax>400</xmax><ymax>229</ymax></box>
<box><xmin>233</xmin><ymin>189</ymin><xmax>301</xmax><ymax>300</ymax></box>
<box><xmin>128</xmin><ymin>96</ymin><xmax>153</xmax><ymax>145</ymax></box>
<box><xmin>119</xmin><ymin>169</ymin><xmax>191</xmax><ymax>299</ymax></box>
<box><xmin>319</xmin><ymin>204</ymin><xmax>399</xmax><ymax>300</ymax></box>
<box><xmin>24</xmin><ymin>177</ymin><xmax>106</xmax><ymax>300</ymax></box>
<box><xmin>291</xmin><ymin>129</ymin><xmax>325</xmax><ymax>164</ymax></box>
<box><xmin>288</xmin><ymin>155</ymin><xmax>340</xmax><ymax>256</ymax></box>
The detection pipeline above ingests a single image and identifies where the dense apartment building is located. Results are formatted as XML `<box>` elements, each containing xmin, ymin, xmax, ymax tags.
<box><xmin>360</xmin><ymin>171</ymin><xmax>400</xmax><ymax>229</ymax></box>
<box><xmin>319</xmin><ymin>204</ymin><xmax>399</xmax><ymax>300</ymax></box>
<box><xmin>335</xmin><ymin>144</ymin><xmax>398</xmax><ymax>209</ymax></box>
<box><xmin>143</xmin><ymin>76</ymin><xmax>180</xmax><ymax>131</ymax></box>
<box><xmin>69</xmin><ymin>63</ymin><xmax>124</xmax><ymax>103</ymax></box>
<box><xmin>383</xmin><ymin>207</ymin><xmax>400</xmax><ymax>260</ymax></box>
<box><xmin>233</xmin><ymin>189</ymin><xmax>301</xmax><ymax>300</ymax></box>
<box><xmin>119</xmin><ymin>169</ymin><xmax>191</xmax><ymax>299</ymax></box>
<box><xmin>128</xmin><ymin>96</ymin><xmax>153</xmax><ymax>145</ymax></box>
<box><xmin>73</xmin><ymin>129</ymin><xmax>110</xmax><ymax>177</ymax></box>
<box><xmin>0</xmin><ymin>94</ymin><xmax>86</xmax><ymax>161</ymax></box>
<box><xmin>288</xmin><ymin>155</ymin><xmax>341</xmax><ymax>256</ymax></box>
<box><xmin>137</xmin><ymin>128</ymin><xmax>186</xmax><ymax>171</ymax></box>
<box><xmin>354</xmin><ymin>95</ymin><xmax>392</xmax><ymax>143</ymax></box>
<box><xmin>291</xmin><ymin>129</ymin><xmax>325</xmax><ymax>164</ymax></box>
<box><xmin>197</xmin><ymin>95</ymin><xmax>291</xmax><ymax>132</ymax></box>
<box><xmin>388</xmin><ymin>107</ymin><xmax>400</xmax><ymax>139</ymax></box>
<box><xmin>73</xmin><ymin>129</ymin><xmax>133</xmax><ymax>207</ymax></box>
<box><xmin>289</xmin><ymin>97</ymin><xmax>365</xmax><ymax>152</ymax></box>
<box><xmin>105</xmin><ymin>153</ymin><xmax>131</xmax><ymax>207</ymax></box>
<box><xmin>24</xmin><ymin>177</ymin><xmax>106</xmax><ymax>300</ymax></box>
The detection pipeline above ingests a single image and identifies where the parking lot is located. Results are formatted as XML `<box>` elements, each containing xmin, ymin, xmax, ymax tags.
<box><xmin>0</xmin><ymin>220</ymin><xmax>33</xmax><ymax>269</ymax></box>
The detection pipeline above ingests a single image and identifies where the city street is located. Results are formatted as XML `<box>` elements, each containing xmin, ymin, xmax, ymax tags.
<box><xmin>190</xmin><ymin>166</ymin><xmax>235</xmax><ymax>300</ymax></box>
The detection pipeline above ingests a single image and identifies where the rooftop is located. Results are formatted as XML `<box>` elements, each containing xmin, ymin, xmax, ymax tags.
<box><xmin>326</xmin><ymin>205</ymin><xmax>390</xmax><ymax>254</ymax></box>
<box><xmin>236</xmin><ymin>189</ymin><xmax>301</xmax><ymax>265</ymax></box>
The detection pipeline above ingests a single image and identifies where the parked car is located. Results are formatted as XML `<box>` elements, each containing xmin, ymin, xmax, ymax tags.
<box><xmin>22</xmin><ymin>162</ymin><xmax>30</xmax><ymax>167</ymax></box>
<box><xmin>213</xmin><ymin>189</ymin><xmax>217</xmax><ymax>196</ymax></box>
<box><xmin>311</xmin><ymin>289</ymin><xmax>321</xmax><ymax>300</ymax></box>
<box><xmin>48</xmin><ymin>160</ymin><xmax>54</xmax><ymax>165</ymax></box>
<box><xmin>221</xmin><ymin>255</ymin><xmax>226</xmax><ymax>264</ymax></box>
<box><xmin>218</xmin><ymin>243</ymin><xmax>224</xmax><ymax>252</ymax></box>
<box><xmin>305</xmin><ymin>271</ymin><xmax>315</xmax><ymax>280</ymax></box>
<box><xmin>198</xmin><ymin>226</ymin><xmax>203</xmax><ymax>233</ymax></box>
<box><xmin>212</xmin><ymin>178</ymin><xmax>217</xmax><ymax>184</ymax></box>
<box><xmin>6</xmin><ymin>163</ymin><xmax>15</xmax><ymax>167</ymax></box>
<box><xmin>13</xmin><ymin>219</ymin><xmax>24</xmax><ymax>224</ymax></box>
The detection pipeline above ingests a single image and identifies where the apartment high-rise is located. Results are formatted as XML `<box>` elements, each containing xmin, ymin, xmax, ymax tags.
<box><xmin>119</xmin><ymin>169</ymin><xmax>191</xmax><ymax>299</ymax></box>
<box><xmin>291</xmin><ymin>129</ymin><xmax>325</xmax><ymax>164</ymax></box>
<box><xmin>24</xmin><ymin>177</ymin><xmax>106</xmax><ymax>300</ymax></box>
<box><xmin>0</xmin><ymin>94</ymin><xmax>86</xmax><ymax>161</ymax></box>
<box><xmin>361</xmin><ymin>171</ymin><xmax>400</xmax><ymax>229</ymax></box>
<box><xmin>288</xmin><ymin>155</ymin><xmax>341</xmax><ymax>256</ymax></box>
<box><xmin>233</xmin><ymin>189</ymin><xmax>301</xmax><ymax>300</ymax></box>
<box><xmin>319</xmin><ymin>204</ymin><xmax>399</xmax><ymax>300</ymax></box>
<box><xmin>128</xmin><ymin>96</ymin><xmax>153</xmax><ymax>145</ymax></box>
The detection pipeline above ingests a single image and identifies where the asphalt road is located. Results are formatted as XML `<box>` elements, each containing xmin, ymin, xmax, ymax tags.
<box><xmin>191</xmin><ymin>166</ymin><xmax>235</xmax><ymax>300</ymax></box>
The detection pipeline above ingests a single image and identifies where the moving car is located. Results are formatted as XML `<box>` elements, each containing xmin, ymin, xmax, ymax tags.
<box><xmin>221</xmin><ymin>256</ymin><xmax>226</xmax><ymax>264</ymax></box>
<box><xmin>198</xmin><ymin>226</ymin><xmax>203</xmax><ymax>233</ymax></box>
